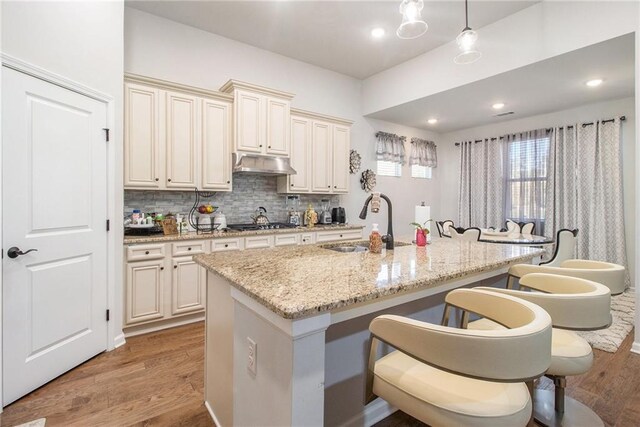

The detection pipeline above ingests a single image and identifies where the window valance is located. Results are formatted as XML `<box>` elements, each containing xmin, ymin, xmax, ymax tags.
<box><xmin>409</xmin><ymin>138</ymin><xmax>438</xmax><ymax>168</ymax></box>
<box><xmin>376</xmin><ymin>131</ymin><xmax>406</xmax><ymax>164</ymax></box>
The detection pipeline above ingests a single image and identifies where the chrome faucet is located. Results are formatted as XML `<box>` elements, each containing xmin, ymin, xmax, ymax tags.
<box><xmin>359</xmin><ymin>193</ymin><xmax>394</xmax><ymax>250</ymax></box>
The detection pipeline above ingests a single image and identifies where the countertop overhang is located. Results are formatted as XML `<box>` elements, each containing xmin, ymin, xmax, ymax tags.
<box><xmin>194</xmin><ymin>239</ymin><xmax>544</xmax><ymax>319</ymax></box>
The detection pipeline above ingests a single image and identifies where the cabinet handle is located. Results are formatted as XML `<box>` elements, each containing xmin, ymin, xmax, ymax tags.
<box><xmin>291</xmin><ymin>184</ymin><xmax>294</xmax><ymax>187</ymax></box>
<box><xmin>155</xmin><ymin>178</ymin><xmax>159</xmax><ymax>181</ymax></box>
<box><xmin>259</xmin><ymin>144</ymin><xmax>263</xmax><ymax>148</ymax></box>
<box><xmin>268</xmin><ymin>145</ymin><xmax>271</xmax><ymax>148</ymax></box>
<box><xmin>188</xmin><ymin>247</ymin><xmax>192</xmax><ymax>251</ymax></box>
<box><xmin>340</xmin><ymin>234</ymin><xmax>343</xmax><ymax>238</ymax></box>
<box><xmin>174</xmin><ymin>265</ymin><xmax>178</xmax><ymax>269</ymax></box>
<box><xmin>168</xmin><ymin>178</ymin><xmax>172</xmax><ymax>182</ymax></box>
<box><xmin>227</xmin><ymin>180</ymin><xmax>230</xmax><ymax>184</ymax></box>
<box><xmin>160</xmin><ymin>266</ymin><xmax>164</xmax><ymax>270</ymax></box>
<box><xmin>145</xmin><ymin>251</ymin><xmax>150</xmax><ymax>255</ymax></box>
<box><xmin>334</xmin><ymin>185</ymin><xmax>337</xmax><ymax>188</ymax></box>
<box><xmin>224</xmin><ymin>244</ymin><xmax>229</xmax><ymax>248</ymax></box>
<box><xmin>327</xmin><ymin>185</ymin><xmax>330</xmax><ymax>188</ymax></box>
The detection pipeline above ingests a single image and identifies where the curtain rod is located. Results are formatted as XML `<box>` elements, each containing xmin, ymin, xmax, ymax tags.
<box><xmin>455</xmin><ymin>116</ymin><xmax>626</xmax><ymax>146</ymax></box>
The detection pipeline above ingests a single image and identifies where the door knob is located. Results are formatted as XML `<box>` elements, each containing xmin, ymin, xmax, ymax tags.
<box><xmin>7</xmin><ymin>247</ymin><xmax>38</xmax><ymax>259</ymax></box>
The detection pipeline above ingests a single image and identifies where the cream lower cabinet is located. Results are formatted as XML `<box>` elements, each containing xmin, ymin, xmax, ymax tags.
<box><xmin>126</xmin><ymin>258</ymin><xmax>166</xmax><ymax>325</ymax></box>
<box><xmin>278</xmin><ymin>110</ymin><xmax>352</xmax><ymax>194</ymax></box>
<box><xmin>171</xmin><ymin>257</ymin><xmax>206</xmax><ymax>315</ymax></box>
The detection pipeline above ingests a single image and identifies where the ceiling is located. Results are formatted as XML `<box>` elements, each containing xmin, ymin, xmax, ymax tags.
<box><xmin>126</xmin><ymin>0</ymin><xmax>538</xmax><ymax>79</ymax></box>
<box><xmin>367</xmin><ymin>33</ymin><xmax>636</xmax><ymax>132</ymax></box>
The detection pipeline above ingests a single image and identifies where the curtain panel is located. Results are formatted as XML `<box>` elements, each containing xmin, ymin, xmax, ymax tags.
<box><xmin>457</xmin><ymin>138</ymin><xmax>504</xmax><ymax>229</ymax></box>
<box><xmin>375</xmin><ymin>131</ymin><xmax>406</xmax><ymax>164</ymax></box>
<box><xmin>409</xmin><ymin>138</ymin><xmax>438</xmax><ymax>168</ymax></box>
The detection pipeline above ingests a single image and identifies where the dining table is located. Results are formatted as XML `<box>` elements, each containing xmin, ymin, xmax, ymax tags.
<box><xmin>478</xmin><ymin>229</ymin><xmax>554</xmax><ymax>245</ymax></box>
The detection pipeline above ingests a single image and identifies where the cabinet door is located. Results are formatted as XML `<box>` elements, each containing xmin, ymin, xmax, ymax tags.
<box><xmin>311</xmin><ymin>121</ymin><xmax>332</xmax><ymax>192</ymax></box>
<box><xmin>202</xmin><ymin>98</ymin><xmax>232</xmax><ymax>191</ymax></box>
<box><xmin>124</xmin><ymin>83</ymin><xmax>161</xmax><ymax>188</ymax></box>
<box><xmin>289</xmin><ymin>115</ymin><xmax>311</xmax><ymax>191</ymax></box>
<box><xmin>235</xmin><ymin>90</ymin><xmax>263</xmax><ymax>153</ymax></box>
<box><xmin>126</xmin><ymin>259</ymin><xmax>166</xmax><ymax>325</ymax></box>
<box><xmin>171</xmin><ymin>257</ymin><xmax>206</xmax><ymax>315</ymax></box>
<box><xmin>165</xmin><ymin>91</ymin><xmax>198</xmax><ymax>189</ymax></box>
<box><xmin>266</xmin><ymin>97</ymin><xmax>290</xmax><ymax>155</ymax></box>
<box><xmin>332</xmin><ymin>125</ymin><xmax>350</xmax><ymax>193</ymax></box>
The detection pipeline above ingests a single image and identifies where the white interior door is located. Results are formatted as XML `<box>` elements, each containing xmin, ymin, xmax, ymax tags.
<box><xmin>2</xmin><ymin>67</ymin><xmax>109</xmax><ymax>405</ymax></box>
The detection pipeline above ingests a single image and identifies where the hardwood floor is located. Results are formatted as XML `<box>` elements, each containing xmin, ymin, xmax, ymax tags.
<box><xmin>375</xmin><ymin>330</ymin><xmax>640</xmax><ymax>427</ymax></box>
<box><xmin>1</xmin><ymin>323</ymin><xmax>639</xmax><ymax>426</ymax></box>
<box><xmin>0</xmin><ymin>323</ymin><xmax>213</xmax><ymax>427</ymax></box>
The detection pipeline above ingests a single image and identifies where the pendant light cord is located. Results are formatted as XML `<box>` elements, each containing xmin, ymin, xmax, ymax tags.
<box><xmin>464</xmin><ymin>0</ymin><xmax>470</xmax><ymax>31</ymax></box>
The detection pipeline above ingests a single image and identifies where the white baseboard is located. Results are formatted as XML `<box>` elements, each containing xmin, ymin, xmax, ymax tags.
<box><xmin>205</xmin><ymin>400</ymin><xmax>222</xmax><ymax>427</ymax></box>
<box><xmin>123</xmin><ymin>313</ymin><xmax>204</xmax><ymax>338</ymax></box>
<box><xmin>113</xmin><ymin>333</ymin><xmax>126</xmax><ymax>349</ymax></box>
<box><xmin>632</xmin><ymin>341</ymin><xmax>640</xmax><ymax>355</ymax></box>
<box><xmin>341</xmin><ymin>398</ymin><xmax>396</xmax><ymax>427</ymax></box>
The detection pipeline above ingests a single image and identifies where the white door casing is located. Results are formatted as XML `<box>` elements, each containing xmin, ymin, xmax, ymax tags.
<box><xmin>2</xmin><ymin>67</ymin><xmax>109</xmax><ymax>405</ymax></box>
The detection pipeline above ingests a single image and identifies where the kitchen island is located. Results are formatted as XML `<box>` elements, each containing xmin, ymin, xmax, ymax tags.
<box><xmin>194</xmin><ymin>239</ymin><xmax>544</xmax><ymax>426</ymax></box>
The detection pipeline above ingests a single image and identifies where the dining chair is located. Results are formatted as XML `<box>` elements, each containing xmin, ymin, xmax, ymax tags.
<box><xmin>449</xmin><ymin>226</ymin><xmax>481</xmax><ymax>241</ymax></box>
<box><xmin>506</xmin><ymin>220</ymin><xmax>521</xmax><ymax>234</ymax></box>
<box><xmin>436</xmin><ymin>220</ymin><xmax>455</xmax><ymax>238</ymax></box>
<box><xmin>540</xmin><ymin>229</ymin><xmax>578</xmax><ymax>266</ymax></box>
<box><xmin>520</xmin><ymin>222</ymin><xmax>535</xmax><ymax>234</ymax></box>
<box><xmin>366</xmin><ymin>288</ymin><xmax>552</xmax><ymax>427</ymax></box>
<box><xmin>469</xmin><ymin>273</ymin><xmax>611</xmax><ymax>427</ymax></box>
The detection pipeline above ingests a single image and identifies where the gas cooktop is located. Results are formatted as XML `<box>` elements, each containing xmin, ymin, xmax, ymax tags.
<box><xmin>226</xmin><ymin>223</ymin><xmax>298</xmax><ymax>232</ymax></box>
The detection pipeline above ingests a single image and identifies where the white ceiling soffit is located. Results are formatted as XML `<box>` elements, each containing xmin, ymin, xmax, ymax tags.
<box><xmin>366</xmin><ymin>33</ymin><xmax>635</xmax><ymax>133</ymax></box>
<box><xmin>125</xmin><ymin>0</ymin><xmax>538</xmax><ymax>79</ymax></box>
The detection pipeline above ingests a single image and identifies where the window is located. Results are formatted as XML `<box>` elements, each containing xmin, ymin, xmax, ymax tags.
<box><xmin>504</xmin><ymin>135</ymin><xmax>550</xmax><ymax>234</ymax></box>
<box><xmin>411</xmin><ymin>165</ymin><xmax>432</xmax><ymax>179</ymax></box>
<box><xmin>377</xmin><ymin>160</ymin><xmax>402</xmax><ymax>177</ymax></box>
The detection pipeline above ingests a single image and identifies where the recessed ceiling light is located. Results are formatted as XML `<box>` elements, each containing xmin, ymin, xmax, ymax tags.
<box><xmin>586</xmin><ymin>78</ymin><xmax>603</xmax><ymax>87</ymax></box>
<box><xmin>427</xmin><ymin>118</ymin><xmax>438</xmax><ymax>124</ymax></box>
<box><xmin>492</xmin><ymin>102</ymin><xmax>505</xmax><ymax>110</ymax></box>
<box><xmin>371</xmin><ymin>28</ymin><xmax>385</xmax><ymax>38</ymax></box>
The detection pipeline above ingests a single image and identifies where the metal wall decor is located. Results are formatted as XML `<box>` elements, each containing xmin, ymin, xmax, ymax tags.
<box><xmin>349</xmin><ymin>149</ymin><xmax>361</xmax><ymax>174</ymax></box>
<box><xmin>360</xmin><ymin>169</ymin><xmax>377</xmax><ymax>192</ymax></box>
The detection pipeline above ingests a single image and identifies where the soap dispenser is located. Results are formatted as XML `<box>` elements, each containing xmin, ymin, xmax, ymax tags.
<box><xmin>369</xmin><ymin>223</ymin><xmax>383</xmax><ymax>254</ymax></box>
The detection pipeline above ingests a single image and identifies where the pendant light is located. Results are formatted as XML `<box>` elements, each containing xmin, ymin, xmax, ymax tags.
<box><xmin>397</xmin><ymin>0</ymin><xmax>428</xmax><ymax>39</ymax></box>
<box><xmin>454</xmin><ymin>0</ymin><xmax>481</xmax><ymax>64</ymax></box>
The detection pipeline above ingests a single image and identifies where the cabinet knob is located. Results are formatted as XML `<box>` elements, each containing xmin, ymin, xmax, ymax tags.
<box><xmin>168</xmin><ymin>178</ymin><xmax>172</xmax><ymax>182</ymax></box>
<box><xmin>160</xmin><ymin>266</ymin><xmax>164</xmax><ymax>270</ymax></box>
<box><xmin>224</xmin><ymin>244</ymin><xmax>229</xmax><ymax>248</ymax></box>
<box><xmin>291</xmin><ymin>184</ymin><xmax>294</xmax><ymax>187</ymax></box>
<box><xmin>188</xmin><ymin>247</ymin><xmax>192</xmax><ymax>251</ymax></box>
<box><xmin>340</xmin><ymin>234</ymin><xmax>343</xmax><ymax>238</ymax></box>
<box><xmin>334</xmin><ymin>185</ymin><xmax>337</xmax><ymax>188</ymax></box>
<box><xmin>327</xmin><ymin>185</ymin><xmax>330</xmax><ymax>188</ymax></box>
<box><xmin>174</xmin><ymin>265</ymin><xmax>178</xmax><ymax>269</ymax></box>
<box><xmin>227</xmin><ymin>180</ymin><xmax>230</xmax><ymax>184</ymax></box>
<box><xmin>259</xmin><ymin>144</ymin><xmax>263</xmax><ymax>148</ymax></box>
<box><xmin>145</xmin><ymin>251</ymin><xmax>150</xmax><ymax>255</ymax></box>
<box><xmin>268</xmin><ymin>145</ymin><xmax>271</xmax><ymax>148</ymax></box>
<box><xmin>155</xmin><ymin>178</ymin><xmax>159</xmax><ymax>181</ymax></box>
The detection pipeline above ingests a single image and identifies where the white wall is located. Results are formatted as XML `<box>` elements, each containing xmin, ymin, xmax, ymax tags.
<box><xmin>438</xmin><ymin>97</ymin><xmax>636</xmax><ymax>282</ymax></box>
<box><xmin>1</xmin><ymin>0</ymin><xmax>125</xmax><ymax>362</ymax></box>
<box><xmin>125</xmin><ymin>7</ymin><xmax>444</xmax><ymax>239</ymax></box>
<box><xmin>363</xmin><ymin>1</ymin><xmax>639</xmax><ymax>115</ymax></box>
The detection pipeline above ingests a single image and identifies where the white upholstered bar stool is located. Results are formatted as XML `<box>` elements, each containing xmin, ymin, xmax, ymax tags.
<box><xmin>470</xmin><ymin>273</ymin><xmax>612</xmax><ymax>427</ymax></box>
<box><xmin>508</xmin><ymin>259</ymin><xmax>626</xmax><ymax>295</ymax></box>
<box><xmin>366</xmin><ymin>288</ymin><xmax>552</xmax><ymax>427</ymax></box>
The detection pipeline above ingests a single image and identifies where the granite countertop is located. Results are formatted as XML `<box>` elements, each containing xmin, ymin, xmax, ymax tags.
<box><xmin>193</xmin><ymin>239</ymin><xmax>544</xmax><ymax>319</ymax></box>
<box><xmin>123</xmin><ymin>224</ymin><xmax>364</xmax><ymax>244</ymax></box>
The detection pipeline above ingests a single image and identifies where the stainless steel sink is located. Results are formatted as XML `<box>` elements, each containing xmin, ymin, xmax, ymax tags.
<box><xmin>321</xmin><ymin>240</ymin><xmax>411</xmax><ymax>253</ymax></box>
<box><xmin>325</xmin><ymin>245</ymin><xmax>369</xmax><ymax>253</ymax></box>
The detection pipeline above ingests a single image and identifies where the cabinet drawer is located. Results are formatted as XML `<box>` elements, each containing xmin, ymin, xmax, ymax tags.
<box><xmin>245</xmin><ymin>235</ymin><xmax>274</xmax><ymax>250</ymax></box>
<box><xmin>275</xmin><ymin>233</ymin><xmax>299</xmax><ymax>247</ymax></box>
<box><xmin>127</xmin><ymin>243</ymin><xmax>166</xmax><ymax>261</ymax></box>
<box><xmin>172</xmin><ymin>240</ymin><xmax>209</xmax><ymax>256</ymax></box>
<box><xmin>300</xmin><ymin>233</ymin><xmax>315</xmax><ymax>245</ymax></box>
<box><xmin>211</xmin><ymin>238</ymin><xmax>243</xmax><ymax>252</ymax></box>
<box><xmin>315</xmin><ymin>229</ymin><xmax>363</xmax><ymax>243</ymax></box>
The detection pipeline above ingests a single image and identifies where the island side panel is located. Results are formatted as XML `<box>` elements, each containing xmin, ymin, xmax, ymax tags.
<box><xmin>205</xmin><ymin>271</ymin><xmax>235</xmax><ymax>427</ymax></box>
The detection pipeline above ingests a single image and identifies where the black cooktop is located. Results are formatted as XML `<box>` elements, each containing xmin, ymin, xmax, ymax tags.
<box><xmin>226</xmin><ymin>222</ymin><xmax>297</xmax><ymax>232</ymax></box>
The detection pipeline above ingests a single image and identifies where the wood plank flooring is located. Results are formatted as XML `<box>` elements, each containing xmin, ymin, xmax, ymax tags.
<box><xmin>1</xmin><ymin>323</ymin><xmax>639</xmax><ymax>426</ymax></box>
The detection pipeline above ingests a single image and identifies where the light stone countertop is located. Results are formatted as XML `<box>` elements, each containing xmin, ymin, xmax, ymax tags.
<box><xmin>123</xmin><ymin>224</ymin><xmax>364</xmax><ymax>244</ymax></box>
<box><xmin>193</xmin><ymin>238</ymin><xmax>545</xmax><ymax>319</ymax></box>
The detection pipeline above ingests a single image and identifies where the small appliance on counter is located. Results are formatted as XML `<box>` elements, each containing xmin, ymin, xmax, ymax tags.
<box><xmin>332</xmin><ymin>207</ymin><xmax>346</xmax><ymax>224</ymax></box>
<box><xmin>319</xmin><ymin>199</ymin><xmax>332</xmax><ymax>225</ymax></box>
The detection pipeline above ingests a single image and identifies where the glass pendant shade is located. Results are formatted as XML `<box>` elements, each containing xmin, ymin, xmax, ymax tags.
<box><xmin>397</xmin><ymin>0</ymin><xmax>428</xmax><ymax>39</ymax></box>
<box><xmin>454</xmin><ymin>28</ymin><xmax>481</xmax><ymax>64</ymax></box>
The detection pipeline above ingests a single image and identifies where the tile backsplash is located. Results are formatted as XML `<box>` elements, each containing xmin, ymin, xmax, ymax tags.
<box><xmin>124</xmin><ymin>174</ymin><xmax>341</xmax><ymax>223</ymax></box>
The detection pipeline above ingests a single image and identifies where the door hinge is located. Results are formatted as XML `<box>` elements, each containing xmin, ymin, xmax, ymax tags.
<box><xmin>106</xmin><ymin>219</ymin><xmax>110</xmax><ymax>231</ymax></box>
<box><xmin>106</xmin><ymin>309</ymin><xmax>110</xmax><ymax>322</ymax></box>
<box><xmin>103</xmin><ymin>128</ymin><xmax>110</xmax><ymax>142</ymax></box>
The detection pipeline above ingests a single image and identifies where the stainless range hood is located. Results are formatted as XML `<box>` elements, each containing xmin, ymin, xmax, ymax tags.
<box><xmin>232</xmin><ymin>152</ymin><xmax>297</xmax><ymax>175</ymax></box>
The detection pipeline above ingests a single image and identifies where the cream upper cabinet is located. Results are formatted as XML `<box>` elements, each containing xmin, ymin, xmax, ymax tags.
<box><xmin>221</xmin><ymin>80</ymin><xmax>294</xmax><ymax>157</ymax></box>
<box><xmin>124</xmin><ymin>82</ymin><xmax>162</xmax><ymax>188</ymax></box>
<box><xmin>266</xmin><ymin>97</ymin><xmax>291</xmax><ymax>155</ymax></box>
<box><xmin>278</xmin><ymin>114</ymin><xmax>311</xmax><ymax>192</ymax></box>
<box><xmin>124</xmin><ymin>76</ymin><xmax>233</xmax><ymax>191</ymax></box>
<box><xmin>165</xmin><ymin>91</ymin><xmax>198</xmax><ymax>189</ymax></box>
<box><xmin>201</xmin><ymin>97</ymin><xmax>232</xmax><ymax>191</ymax></box>
<box><xmin>332</xmin><ymin>125</ymin><xmax>350</xmax><ymax>193</ymax></box>
<box><xmin>311</xmin><ymin>120</ymin><xmax>333</xmax><ymax>192</ymax></box>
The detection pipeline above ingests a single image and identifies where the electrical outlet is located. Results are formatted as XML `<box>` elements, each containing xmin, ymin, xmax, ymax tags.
<box><xmin>247</xmin><ymin>337</ymin><xmax>257</xmax><ymax>376</ymax></box>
